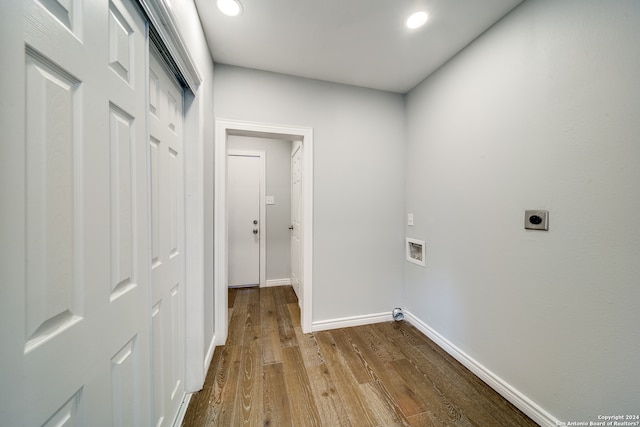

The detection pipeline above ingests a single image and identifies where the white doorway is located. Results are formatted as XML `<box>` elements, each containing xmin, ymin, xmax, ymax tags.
<box><xmin>227</xmin><ymin>151</ymin><xmax>266</xmax><ymax>287</ymax></box>
<box><xmin>214</xmin><ymin>120</ymin><xmax>314</xmax><ymax>344</ymax></box>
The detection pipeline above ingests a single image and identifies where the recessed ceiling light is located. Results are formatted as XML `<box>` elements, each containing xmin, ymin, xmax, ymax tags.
<box><xmin>406</xmin><ymin>11</ymin><xmax>428</xmax><ymax>29</ymax></box>
<box><xmin>217</xmin><ymin>0</ymin><xmax>243</xmax><ymax>16</ymax></box>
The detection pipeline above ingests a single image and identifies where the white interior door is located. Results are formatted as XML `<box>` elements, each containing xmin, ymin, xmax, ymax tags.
<box><xmin>228</xmin><ymin>154</ymin><xmax>261</xmax><ymax>287</ymax></box>
<box><xmin>149</xmin><ymin>48</ymin><xmax>186</xmax><ymax>427</ymax></box>
<box><xmin>290</xmin><ymin>142</ymin><xmax>303</xmax><ymax>299</ymax></box>
<box><xmin>9</xmin><ymin>0</ymin><xmax>152</xmax><ymax>424</ymax></box>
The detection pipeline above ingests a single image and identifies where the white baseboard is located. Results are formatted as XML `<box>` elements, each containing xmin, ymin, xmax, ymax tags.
<box><xmin>312</xmin><ymin>312</ymin><xmax>391</xmax><ymax>332</ymax></box>
<box><xmin>204</xmin><ymin>334</ymin><xmax>217</xmax><ymax>373</ymax></box>
<box><xmin>264</xmin><ymin>278</ymin><xmax>291</xmax><ymax>287</ymax></box>
<box><xmin>404</xmin><ymin>310</ymin><xmax>558</xmax><ymax>427</ymax></box>
<box><xmin>172</xmin><ymin>392</ymin><xmax>192</xmax><ymax>427</ymax></box>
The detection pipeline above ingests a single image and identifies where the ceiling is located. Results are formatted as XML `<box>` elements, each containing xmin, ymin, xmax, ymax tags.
<box><xmin>193</xmin><ymin>0</ymin><xmax>523</xmax><ymax>94</ymax></box>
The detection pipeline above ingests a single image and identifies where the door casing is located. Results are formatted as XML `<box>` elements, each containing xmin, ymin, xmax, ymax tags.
<box><xmin>214</xmin><ymin>119</ymin><xmax>314</xmax><ymax>343</ymax></box>
<box><xmin>290</xmin><ymin>141</ymin><xmax>302</xmax><ymax>299</ymax></box>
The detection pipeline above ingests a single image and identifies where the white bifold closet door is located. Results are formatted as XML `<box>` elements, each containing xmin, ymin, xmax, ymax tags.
<box><xmin>2</xmin><ymin>0</ymin><xmax>188</xmax><ymax>424</ymax></box>
<box><xmin>148</xmin><ymin>48</ymin><xmax>186</xmax><ymax>427</ymax></box>
<box><xmin>19</xmin><ymin>0</ymin><xmax>152</xmax><ymax>424</ymax></box>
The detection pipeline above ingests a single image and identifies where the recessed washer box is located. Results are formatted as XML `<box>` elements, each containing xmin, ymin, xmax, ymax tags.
<box><xmin>525</xmin><ymin>210</ymin><xmax>549</xmax><ymax>231</ymax></box>
<box><xmin>406</xmin><ymin>237</ymin><xmax>425</xmax><ymax>267</ymax></box>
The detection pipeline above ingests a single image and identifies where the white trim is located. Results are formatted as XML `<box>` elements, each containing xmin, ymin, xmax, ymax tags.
<box><xmin>204</xmin><ymin>334</ymin><xmax>216</xmax><ymax>372</ymax></box>
<box><xmin>214</xmin><ymin>121</ymin><xmax>228</xmax><ymax>345</ymax></box>
<box><xmin>404</xmin><ymin>311</ymin><xmax>559</xmax><ymax>427</ymax></box>
<box><xmin>227</xmin><ymin>150</ymin><xmax>267</xmax><ymax>287</ymax></box>
<box><xmin>265</xmin><ymin>278</ymin><xmax>291</xmax><ymax>287</ymax></box>
<box><xmin>312</xmin><ymin>312</ymin><xmax>391</xmax><ymax>332</ymax></box>
<box><xmin>215</xmin><ymin>119</ymin><xmax>314</xmax><ymax>346</ymax></box>
<box><xmin>137</xmin><ymin>0</ymin><xmax>202</xmax><ymax>93</ymax></box>
<box><xmin>182</xmin><ymin>90</ymin><xmax>205</xmax><ymax>393</ymax></box>
<box><xmin>171</xmin><ymin>392</ymin><xmax>192</xmax><ymax>427</ymax></box>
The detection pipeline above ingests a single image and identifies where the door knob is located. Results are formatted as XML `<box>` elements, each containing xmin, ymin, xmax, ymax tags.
<box><xmin>288</xmin><ymin>225</ymin><xmax>294</xmax><ymax>230</ymax></box>
<box><xmin>253</xmin><ymin>228</ymin><xmax>258</xmax><ymax>234</ymax></box>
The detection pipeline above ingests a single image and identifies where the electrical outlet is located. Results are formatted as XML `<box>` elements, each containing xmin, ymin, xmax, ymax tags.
<box><xmin>525</xmin><ymin>210</ymin><xmax>549</xmax><ymax>230</ymax></box>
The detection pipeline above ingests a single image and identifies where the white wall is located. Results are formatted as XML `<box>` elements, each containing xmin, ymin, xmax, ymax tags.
<box><xmin>215</xmin><ymin>65</ymin><xmax>406</xmax><ymax>322</ymax></box>
<box><xmin>404</xmin><ymin>0</ymin><xmax>640</xmax><ymax>422</ymax></box>
<box><xmin>166</xmin><ymin>0</ymin><xmax>216</xmax><ymax>390</ymax></box>
<box><xmin>228</xmin><ymin>136</ymin><xmax>292</xmax><ymax>281</ymax></box>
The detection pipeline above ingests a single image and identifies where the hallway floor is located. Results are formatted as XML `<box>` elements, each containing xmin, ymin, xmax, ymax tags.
<box><xmin>182</xmin><ymin>286</ymin><xmax>537</xmax><ymax>426</ymax></box>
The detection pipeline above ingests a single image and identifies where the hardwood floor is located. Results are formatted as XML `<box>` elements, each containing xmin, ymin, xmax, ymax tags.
<box><xmin>182</xmin><ymin>286</ymin><xmax>537</xmax><ymax>426</ymax></box>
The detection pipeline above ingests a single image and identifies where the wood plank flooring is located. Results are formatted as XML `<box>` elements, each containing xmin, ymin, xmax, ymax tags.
<box><xmin>182</xmin><ymin>286</ymin><xmax>538</xmax><ymax>426</ymax></box>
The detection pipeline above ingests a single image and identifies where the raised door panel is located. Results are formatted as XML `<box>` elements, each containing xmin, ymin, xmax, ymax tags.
<box><xmin>111</xmin><ymin>337</ymin><xmax>141</xmax><ymax>426</ymax></box>
<box><xmin>150</xmin><ymin>137</ymin><xmax>161</xmax><ymax>267</ymax></box>
<box><xmin>169</xmin><ymin>147</ymin><xmax>180</xmax><ymax>258</ymax></box>
<box><xmin>169</xmin><ymin>283</ymin><xmax>182</xmax><ymax>400</ymax></box>
<box><xmin>109</xmin><ymin>104</ymin><xmax>137</xmax><ymax>300</ymax></box>
<box><xmin>41</xmin><ymin>388</ymin><xmax>83</xmax><ymax>427</ymax></box>
<box><xmin>24</xmin><ymin>49</ymin><xmax>82</xmax><ymax>354</ymax></box>
<box><xmin>152</xmin><ymin>302</ymin><xmax>165</xmax><ymax>426</ymax></box>
<box><xmin>108</xmin><ymin>1</ymin><xmax>134</xmax><ymax>84</ymax></box>
<box><xmin>36</xmin><ymin>0</ymin><xmax>81</xmax><ymax>35</ymax></box>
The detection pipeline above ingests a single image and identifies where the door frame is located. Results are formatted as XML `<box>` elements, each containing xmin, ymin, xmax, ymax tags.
<box><xmin>290</xmin><ymin>141</ymin><xmax>302</xmax><ymax>298</ymax></box>
<box><xmin>227</xmin><ymin>150</ymin><xmax>266</xmax><ymax>287</ymax></box>
<box><xmin>215</xmin><ymin>119</ymin><xmax>314</xmax><ymax>343</ymax></box>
